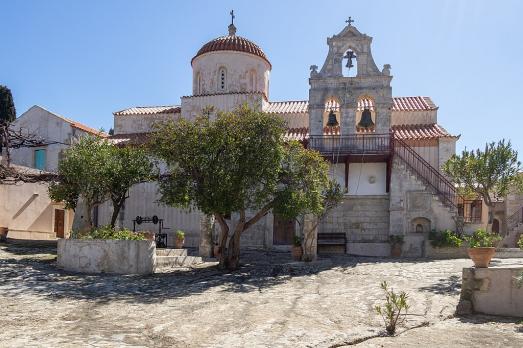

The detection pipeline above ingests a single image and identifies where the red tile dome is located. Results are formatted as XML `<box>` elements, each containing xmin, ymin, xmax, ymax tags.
<box><xmin>192</xmin><ymin>33</ymin><xmax>271</xmax><ymax>68</ymax></box>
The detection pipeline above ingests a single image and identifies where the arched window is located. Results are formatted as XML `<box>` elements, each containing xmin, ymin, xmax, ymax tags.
<box><xmin>195</xmin><ymin>72</ymin><xmax>202</xmax><ymax>95</ymax></box>
<box><xmin>218</xmin><ymin>67</ymin><xmax>227</xmax><ymax>92</ymax></box>
<box><xmin>416</xmin><ymin>224</ymin><xmax>424</xmax><ymax>233</ymax></box>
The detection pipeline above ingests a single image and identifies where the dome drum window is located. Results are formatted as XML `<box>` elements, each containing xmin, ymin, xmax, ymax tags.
<box><xmin>218</xmin><ymin>68</ymin><xmax>227</xmax><ymax>91</ymax></box>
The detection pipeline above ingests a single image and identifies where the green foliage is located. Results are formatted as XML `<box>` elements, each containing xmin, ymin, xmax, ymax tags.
<box><xmin>515</xmin><ymin>272</ymin><xmax>523</xmax><ymax>289</ymax></box>
<box><xmin>150</xmin><ymin>105</ymin><xmax>340</xmax><ymax>269</ymax></box>
<box><xmin>78</xmin><ymin>226</ymin><xmax>145</xmax><ymax>241</ymax></box>
<box><xmin>374</xmin><ymin>281</ymin><xmax>410</xmax><ymax>335</ymax></box>
<box><xmin>466</xmin><ymin>228</ymin><xmax>501</xmax><ymax>248</ymax></box>
<box><xmin>0</xmin><ymin>85</ymin><xmax>16</xmax><ymax>124</ymax></box>
<box><xmin>176</xmin><ymin>230</ymin><xmax>185</xmax><ymax>239</ymax></box>
<box><xmin>293</xmin><ymin>235</ymin><xmax>301</xmax><ymax>247</ymax></box>
<box><xmin>429</xmin><ymin>229</ymin><xmax>464</xmax><ymax>248</ymax></box>
<box><xmin>49</xmin><ymin>136</ymin><xmax>154</xmax><ymax>227</ymax></box>
<box><xmin>518</xmin><ymin>234</ymin><xmax>523</xmax><ymax>249</ymax></box>
<box><xmin>388</xmin><ymin>235</ymin><xmax>404</xmax><ymax>246</ymax></box>
<box><xmin>443</xmin><ymin>140</ymin><xmax>522</xmax><ymax>208</ymax></box>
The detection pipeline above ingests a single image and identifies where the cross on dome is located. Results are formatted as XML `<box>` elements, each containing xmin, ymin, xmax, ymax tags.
<box><xmin>228</xmin><ymin>9</ymin><xmax>237</xmax><ymax>35</ymax></box>
<box><xmin>346</xmin><ymin>16</ymin><xmax>355</xmax><ymax>26</ymax></box>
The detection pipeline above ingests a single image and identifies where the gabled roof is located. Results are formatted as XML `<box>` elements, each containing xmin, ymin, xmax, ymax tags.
<box><xmin>20</xmin><ymin>105</ymin><xmax>107</xmax><ymax>137</ymax></box>
<box><xmin>266</xmin><ymin>96</ymin><xmax>438</xmax><ymax>114</ymax></box>
<box><xmin>113</xmin><ymin>105</ymin><xmax>181</xmax><ymax>116</ymax></box>
<box><xmin>284</xmin><ymin>123</ymin><xmax>457</xmax><ymax>142</ymax></box>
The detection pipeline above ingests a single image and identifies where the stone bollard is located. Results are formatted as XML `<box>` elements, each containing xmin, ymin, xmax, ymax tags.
<box><xmin>199</xmin><ymin>214</ymin><xmax>214</xmax><ymax>257</ymax></box>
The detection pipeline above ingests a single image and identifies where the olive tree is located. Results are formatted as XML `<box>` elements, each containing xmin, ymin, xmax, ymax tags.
<box><xmin>49</xmin><ymin>136</ymin><xmax>154</xmax><ymax>229</ymax></box>
<box><xmin>150</xmin><ymin>105</ymin><xmax>338</xmax><ymax>270</ymax></box>
<box><xmin>443</xmin><ymin>139</ymin><xmax>523</xmax><ymax>229</ymax></box>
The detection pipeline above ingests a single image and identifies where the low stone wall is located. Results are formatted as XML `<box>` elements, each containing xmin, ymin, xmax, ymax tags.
<box><xmin>347</xmin><ymin>242</ymin><xmax>390</xmax><ymax>257</ymax></box>
<box><xmin>459</xmin><ymin>267</ymin><xmax>523</xmax><ymax>317</ymax></box>
<box><xmin>425</xmin><ymin>243</ymin><xmax>468</xmax><ymax>259</ymax></box>
<box><xmin>495</xmin><ymin>248</ymin><xmax>523</xmax><ymax>259</ymax></box>
<box><xmin>57</xmin><ymin>239</ymin><xmax>156</xmax><ymax>274</ymax></box>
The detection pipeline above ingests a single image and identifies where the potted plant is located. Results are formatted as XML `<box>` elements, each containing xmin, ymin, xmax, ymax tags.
<box><xmin>175</xmin><ymin>230</ymin><xmax>185</xmax><ymax>249</ymax></box>
<box><xmin>389</xmin><ymin>235</ymin><xmax>404</xmax><ymax>257</ymax></box>
<box><xmin>291</xmin><ymin>235</ymin><xmax>303</xmax><ymax>261</ymax></box>
<box><xmin>466</xmin><ymin>229</ymin><xmax>501</xmax><ymax>268</ymax></box>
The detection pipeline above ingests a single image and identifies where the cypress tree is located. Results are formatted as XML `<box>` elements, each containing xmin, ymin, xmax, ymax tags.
<box><xmin>0</xmin><ymin>85</ymin><xmax>16</xmax><ymax>124</ymax></box>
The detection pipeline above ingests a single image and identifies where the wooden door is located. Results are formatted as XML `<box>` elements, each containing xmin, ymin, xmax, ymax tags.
<box><xmin>54</xmin><ymin>209</ymin><xmax>65</xmax><ymax>238</ymax></box>
<box><xmin>273</xmin><ymin>215</ymin><xmax>295</xmax><ymax>245</ymax></box>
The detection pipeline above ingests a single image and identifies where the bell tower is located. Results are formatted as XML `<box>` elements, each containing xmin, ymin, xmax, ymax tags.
<box><xmin>308</xmin><ymin>21</ymin><xmax>393</xmax><ymax>136</ymax></box>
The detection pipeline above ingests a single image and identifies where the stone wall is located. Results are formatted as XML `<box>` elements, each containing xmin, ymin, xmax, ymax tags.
<box><xmin>57</xmin><ymin>239</ymin><xmax>156</xmax><ymax>274</ymax></box>
<box><xmin>459</xmin><ymin>266</ymin><xmax>523</xmax><ymax>317</ymax></box>
<box><xmin>389</xmin><ymin>158</ymin><xmax>456</xmax><ymax>257</ymax></box>
<box><xmin>113</xmin><ymin>112</ymin><xmax>178</xmax><ymax>135</ymax></box>
<box><xmin>320</xmin><ymin>195</ymin><xmax>390</xmax><ymax>244</ymax></box>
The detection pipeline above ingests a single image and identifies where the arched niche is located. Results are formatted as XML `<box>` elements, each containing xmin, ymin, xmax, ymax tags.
<box><xmin>356</xmin><ymin>95</ymin><xmax>376</xmax><ymax>132</ymax></box>
<box><xmin>410</xmin><ymin>217</ymin><xmax>431</xmax><ymax>234</ymax></box>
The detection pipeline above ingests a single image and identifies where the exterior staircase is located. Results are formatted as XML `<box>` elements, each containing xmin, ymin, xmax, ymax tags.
<box><xmin>393</xmin><ymin>137</ymin><xmax>457</xmax><ymax>210</ymax></box>
<box><xmin>155</xmin><ymin>248</ymin><xmax>203</xmax><ymax>268</ymax></box>
<box><xmin>502</xmin><ymin>207</ymin><xmax>523</xmax><ymax>247</ymax></box>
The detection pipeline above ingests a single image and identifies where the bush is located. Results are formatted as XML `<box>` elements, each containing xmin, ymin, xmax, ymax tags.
<box><xmin>518</xmin><ymin>235</ymin><xmax>523</xmax><ymax>249</ymax></box>
<box><xmin>79</xmin><ymin>226</ymin><xmax>145</xmax><ymax>241</ymax></box>
<box><xmin>429</xmin><ymin>229</ymin><xmax>463</xmax><ymax>248</ymax></box>
<box><xmin>466</xmin><ymin>228</ymin><xmax>501</xmax><ymax>248</ymax></box>
<box><xmin>388</xmin><ymin>235</ymin><xmax>404</xmax><ymax>245</ymax></box>
<box><xmin>374</xmin><ymin>281</ymin><xmax>410</xmax><ymax>335</ymax></box>
<box><xmin>176</xmin><ymin>230</ymin><xmax>185</xmax><ymax>240</ymax></box>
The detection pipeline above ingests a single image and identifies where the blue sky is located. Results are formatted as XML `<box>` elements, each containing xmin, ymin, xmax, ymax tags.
<box><xmin>2</xmin><ymin>0</ymin><xmax>522</xmax><ymax>153</ymax></box>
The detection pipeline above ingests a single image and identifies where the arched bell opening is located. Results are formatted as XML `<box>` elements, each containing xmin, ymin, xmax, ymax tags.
<box><xmin>356</xmin><ymin>96</ymin><xmax>376</xmax><ymax>133</ymax></box>
<box><xmin>342</xmin><ymin>48</ymin><xmax>358</xmax><ymax>77</ymax></box>
<box><xmin>322</xmin><ymin>97</ymin><xmax>341</xmax><ymax>135</ymax></box>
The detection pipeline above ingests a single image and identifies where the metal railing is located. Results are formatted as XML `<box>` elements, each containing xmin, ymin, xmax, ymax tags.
<box><xmin>393</xmin><ymin>137</ymin><xmax>457</xmax><ymax>209</ymax></box>
<box><xmin>308</xmin><ymin>133</ymin><xmax>392</xmax><ymax>155</ymax></box>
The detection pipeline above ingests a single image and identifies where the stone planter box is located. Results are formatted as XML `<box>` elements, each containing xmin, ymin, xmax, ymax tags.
<box><xmin>57</xmin><ymin>239</ymin><xmax>156</xmax><ymax>274</ymax></box>
<box><xmin>459</xmin><ymin>266</ymin><xmax>523</xmax><ymax>317</ymax></box>
<box><xmin>425</xmin><ymin>241</ymin><xmax>468</xmax><ymax>259</ymax></box>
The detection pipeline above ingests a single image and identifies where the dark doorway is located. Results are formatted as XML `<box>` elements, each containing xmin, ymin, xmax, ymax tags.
<box><xmin>273</xmin><ymin>215</ymin><xmax>295</xmax><ymax>245</ymax></box>
<box><xmin>54</xmin><ymin>209</ymin><xmax>65</xmax><ymax>238</ymax></box>
<box><xmin>492</xmin><ymin>218</ymin><xmax>500</xmax><ymax>234</ymax></box>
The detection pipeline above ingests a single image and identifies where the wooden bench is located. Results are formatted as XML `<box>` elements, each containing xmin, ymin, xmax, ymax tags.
<box><xmin>317</xmin><ymin>232</ymin><xmax>347</xmax><ymax>254</ymax></box>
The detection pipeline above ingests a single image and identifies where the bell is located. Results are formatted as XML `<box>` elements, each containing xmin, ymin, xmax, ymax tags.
<box><xmin>326</xmin><ymin>109</ymin><xmax>339</xmax><ymax>127</ymax></box>
<box><xmin>358</xmin><ymin>108</ymin><xmax>374</xmax><ymax>128</ymax></box>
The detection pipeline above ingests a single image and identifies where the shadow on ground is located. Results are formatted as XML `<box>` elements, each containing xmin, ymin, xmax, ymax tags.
<box><xmin>418</xmin><ymin>274</ymin><xmax>461</xmax><ymax>295</ymax></box>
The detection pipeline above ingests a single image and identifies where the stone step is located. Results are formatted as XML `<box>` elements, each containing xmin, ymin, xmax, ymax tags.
<box><xmin>156</xmin><ymin>248</ymin><xmax>187</xmax><ymax>257</ymax></box>
<box><xmin>156</xmin><ymin>255</ymin><xmax>203</xmax><ymax>268</ymax></box>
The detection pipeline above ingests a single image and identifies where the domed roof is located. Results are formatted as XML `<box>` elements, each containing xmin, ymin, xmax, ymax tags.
<box><xmin>191</xmin><ymin>25</ymin><xmax>271</xmax><ymax>68</ymax></box>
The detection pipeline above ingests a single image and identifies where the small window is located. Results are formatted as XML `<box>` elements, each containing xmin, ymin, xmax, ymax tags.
<box><xmin>195</xmin><ymin>72</ymin><xmax>202</xmax><ymax>94</ymax></box>
<box><xmin>218</xmin><ymin>67</ymin><xmax>227</xmax><ymax>91</ymax></box>
<box><xmin>415</xmin><ymin>224</ymin><xmax>424</xmax><ymax>233</ymax></box>
<box><xmin>34</xmin><ymin>149</ymin><xmax>46</xmax><ymax>170</ymax></box>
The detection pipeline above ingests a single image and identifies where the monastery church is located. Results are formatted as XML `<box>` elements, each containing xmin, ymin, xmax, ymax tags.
<box><xmin>89</xmin><ymin>17</ymin><xmax>461</xmax><ymax>257</ymax></box>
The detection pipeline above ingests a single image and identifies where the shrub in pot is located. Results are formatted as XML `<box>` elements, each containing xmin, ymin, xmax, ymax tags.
<box><xmin>389</xmin><ymin>235</ymin><xmax>404</xmax><ymax>257</ymax></box>
<box><xmin>518</xmin><ymin>234</ymin><xmax>523</xmax><ymax>250</ymax></box>
<box><xmin>175</xmin><ymin>230</ymin><xmax>185</xmax><ymax>249</ymax></box>
<box><xmin>291</xmin><ymin>235</ymin><xmax>303</xmax><ymax>261</ymax></box>
<box><xmin>466</xmin><ymin>229</ymin><xmax>501</xmax><ymax>268</ymax></box>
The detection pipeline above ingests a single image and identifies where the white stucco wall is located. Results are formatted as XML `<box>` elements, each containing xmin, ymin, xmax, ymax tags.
<box><xmin>348</xmin><ymin>162</ymin><xmax>387</xmax><ymax>195</ymax></box>
<box><xmin>192</xmin><ymin>51</ymin><xmax>270</xmax><ymax>97</ymax></box>
<box><xmin>113</xmin><ymin>112</ymin><xmax>179</xmax><ymax>135</ymax></box>
<box><xmin>0</xmin><ymin>181</ymin><xmax>73</xmax><ymax>239</ymax></box>
<box><xmin>9</xmin><ymin>105</ymin><xmax>91</xmax><ymax>172</ymax></box>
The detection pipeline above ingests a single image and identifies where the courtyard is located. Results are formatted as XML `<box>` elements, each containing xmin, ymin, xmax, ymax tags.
<box><xmin>0</xmin><ymin>244</ymin><xmax>522</xmax><ymax>347</ymax></box>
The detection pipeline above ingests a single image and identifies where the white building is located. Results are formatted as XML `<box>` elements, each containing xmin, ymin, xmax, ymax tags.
<box><xmin>98</xmin><ymin>20</ymin><xmax>465</xmax><ymax>256</ymax></box>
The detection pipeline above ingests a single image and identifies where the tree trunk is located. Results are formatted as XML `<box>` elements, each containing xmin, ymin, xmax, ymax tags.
<box><xmin>224</xmin><ymin>223</ymin><xmax>243</xmax><ymax>270</ymax></box>
<box><xmin>85</xmin><ymin>202</ymin><xmax>94</xmax><ymax>230</ymax></box>
<box><xmin>110</xmin><ymin>197</ymin><xmax>124</xmax><ymax>229</ymax></box>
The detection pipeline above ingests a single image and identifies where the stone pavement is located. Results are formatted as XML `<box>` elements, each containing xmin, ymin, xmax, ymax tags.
<box><xmin>0</xmin><ymin>244</ymin><xmax>522</xmax><ymax>347</ymax></box>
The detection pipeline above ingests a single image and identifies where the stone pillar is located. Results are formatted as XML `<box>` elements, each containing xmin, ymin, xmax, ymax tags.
<box><xmin>309</xmin><ymin>106</ymin><xmax>324</xmax><ymax>136</ymax></box>
<box><xmin>302</xmin><ymin>214</ymin><xmax>318</xmax><ymax>261</ymax></box>
<box><xmin>341</xmin><ymin>107</ymin><xmax>356</xmax><ymax>135</ymax></box>
<box><xmin>199</xmin><ymin>214</ymin><xmax>214</xmax><ymax>257</ymax></box>
<box><xmin>375</xmin><ymin>105</ymin><xmax>391</xmax><ymax>134</ymax></box>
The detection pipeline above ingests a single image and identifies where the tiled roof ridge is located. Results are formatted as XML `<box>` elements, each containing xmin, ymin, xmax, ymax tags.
<box><xmin>114</xmin><ymin>105</ymin><xmax>181</xmax><ymax>116</ymax></box>
<box><xmin>29</xmin><ymin>105</ymin><xmax>107</xmax><ymax>137</ymax></box>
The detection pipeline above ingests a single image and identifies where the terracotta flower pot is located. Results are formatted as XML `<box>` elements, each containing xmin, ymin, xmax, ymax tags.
<box><xmin>291</xmin><ymin>245</ymin><xmax>303</xmax><ymax>261</ymax></box>
<box><xmin>468</xmin><ymin>247</ymin><xmax>496</xmax><ymax>268</ymax></box>
<box><xmin>175</xmin><ymin>237</ymin><xmax>185</xmax><ymax>249</ymax></box>
<box><xmin>391</xmin><ymin>244</ymin><xmax>402</xmax><ymax>257</ymax></box>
